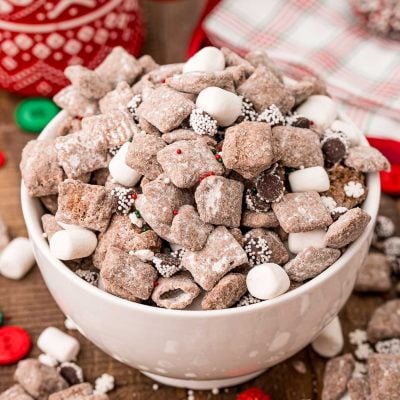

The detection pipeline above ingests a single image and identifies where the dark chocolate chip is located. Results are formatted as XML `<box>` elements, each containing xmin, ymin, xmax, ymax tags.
<box><xmin>292</xmin><ymin>117</ymin><xmax>311</xmax><ymax>129</ymax></box>
<box><xmin>255</xmin><ymin>168</ymin><xmax>284</xmax><ymax>203</ymax></box>
<box><xmin>245</xmin><ymin>188</ymin><xmax>270</xmax><ymax>212</ymax></box>
<box><xmin>59</xmin><ymin>363</ymin><xmax>83</xmax><ymax>385</ymax></box>
<box><xmin>321</xmin><ymin>133</ymin><xmax>348</xmax><ymax>166</ymax></box>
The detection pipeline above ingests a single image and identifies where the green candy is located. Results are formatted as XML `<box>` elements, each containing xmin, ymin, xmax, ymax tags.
<box><xmin>15</xmin><ymin>98</ymin><xmax>60</xmax><ymax>133</ymax></box>
<box><xmin>0</xmin><ymin>312</ymin><xmax>3</xmax><ymax>327</ymax></box>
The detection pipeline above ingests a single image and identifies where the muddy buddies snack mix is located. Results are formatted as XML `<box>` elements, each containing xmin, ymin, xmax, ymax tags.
<box><xmin>21</xmin><ymin>46</ymin><xmax>388</xmax><ymax>310</ymax></box>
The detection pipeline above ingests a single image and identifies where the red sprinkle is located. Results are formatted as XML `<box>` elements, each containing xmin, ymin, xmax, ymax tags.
<box><xmin>154</xmin><ymin>280</ymin><xmax>159</xmax><ymax>287</ymax></box>
<box><xmin>0</xmin><ymin>326</ymin><xmax>32</xmax><ymax>365</ymax></box>
<box><xmin>176</xmin><ymin>149</ymin><xmax>182</xmax><ymax>154</ymax></box>
<box><xmin>208</xmin><ymin>171</ymin><xmax>215</xmax><ymax>176</ymax></box>
<box><xmin>215</xmin><ymin>154</ymin><xmax>221</xmax><ymax>160</ymax></box>
<box><xmin>237</xmin><ymin>388</ymin><xmax>271</xmax><ymax>400</ymax></box>
<box><xmin>218</xmin><ymin>146</ymin><xmax>223</xmax><ymax>152</ymax></box>
<box><xmin>131</xmin><ymin>192</ymin><xmax>137</xmax><ymax>200</ymax></box>
<box><xmin>173</xmin><ymin>210</ymin><xmax>178</xmax><ymax>216</ymax></box>
<box><xmin>0</xmin><ymin>151</ymin><xmax>5</xmax><ymax>168</ymax></box>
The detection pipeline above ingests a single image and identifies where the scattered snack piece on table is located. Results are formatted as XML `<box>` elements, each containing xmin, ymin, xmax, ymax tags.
<box><xmin>311</xmin><ymin>317</ymin><xmax>344</xmax><ymax>358</ymax></box>
<box><xmin>19</xmin><ymin>45</ymin><xmax>389</xmax><ymax>310</ymax></box>
<box><xmin>0</xmin><ymin>238</ymin><xmax>35</xmax><ymax>280</ymax></box>
<box><xmin>0</xmin><ymin>326</ymin><xmax>31</xmax><ymax>365</ymax></box>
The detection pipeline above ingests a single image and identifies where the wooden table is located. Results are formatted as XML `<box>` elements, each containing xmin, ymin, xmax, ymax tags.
<box><xmin>0</xmin><ymin>1</ymin><xmax>399</xmax><ymax>398</ymax></box>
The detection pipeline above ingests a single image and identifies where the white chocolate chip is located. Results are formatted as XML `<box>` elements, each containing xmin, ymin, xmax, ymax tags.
<box><xmin>311</xmin><ymin>316</ymin><xmax>343</xmax><ymax>358</ymax></box>
<box><xmin>246</xmin><ymin>263</ymin><xmax>290</xmax><ymax>300</ymax></box>
<box><xmin>288</xmin><ymin>166</ymin><xmax>330</xmax><ymax>193</ymax></box>
<box><xmin>183</xmin><ymin>46</ymin><xmax>225</xmax><ymax>73</ymax></box>
<box><xmin>196</xmin><ymin>87</ymin><xmax>242</xmax><ymax>127</ymax></box>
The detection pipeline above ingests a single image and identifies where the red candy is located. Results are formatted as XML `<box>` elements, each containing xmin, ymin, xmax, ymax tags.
<box><xmin>237</xmin><ymin>387</ymin><xmax>271</xmax><ymax>400</ymax></box>
<box><xmin>0</xmin><ymin>326</ymin><xmax>32</xmax><ymax>365</ymax></box>
<box><xmin>0</xmin><ymin>151</ymin><xmax>5</xmax><ymax>168</ymax></box>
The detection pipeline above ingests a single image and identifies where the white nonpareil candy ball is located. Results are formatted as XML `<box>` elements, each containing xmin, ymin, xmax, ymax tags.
<box><xmin>109</xmin><ymin>142</ymin><xmax>142</xmax><ymax>187</ymax></box>
<box><xmin>196</xmin><ymin>87</ymin><xmax>242</xmax><ymax>127</ymax></box>
<box><xmin>288</xmin><ymin>166</ymin><xmax>330</xmax><ymax>193</ymax></box>
<box><xmin>330</xmin><ymin>119</ymin><xmax>361</xmax><ymax>146</ymax></box>
<box><xmin>296</xmin><ymin>95</ymin><xmax>337</xmax><ymax>129</ymax></box>
<box><xmin>37</xmin><ymin>327</ymin><xmax>80</xmax><ymax>362</ymax></box>
<box><xmin>0</xmin><ymin>237</ymin><xmax>35</xmax><ymax>280</ymax></box>
<box><xmin>246</xmin><ymin>263</ymin><xmax>290</xmax><ymax>300</ymax></box>
<box><xmin>49</xmin><ymin>228</ymin><xmax>97</xmax><ymax>261</ymax></box>
<box><xmin>311</xmin><ymin>316</ymin><xmax>344</xmax><ymax>358</ymax></box>
<box><xmin>183</xmin><ymin>46</ymin><xmax>225</xmax><ymax>73</ymax></box>
<box><xmin>288</xmin><ymin>230</ymin><xmax>326</xmax><ymax>254</ymax></box>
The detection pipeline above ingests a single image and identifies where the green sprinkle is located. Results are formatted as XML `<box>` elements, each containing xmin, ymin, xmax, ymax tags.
<box><xmin>135</xmin><ymin>210</ymin><xmax>141</xmax><ymax>218</ymax></box>
<box><xmin>211</xmin><ymin>148</ymin><xmax>217</xmax><ymax>154</ymax></box>
<box><xmin>142</xmin><ymin>225</ymin><xmax>149</xmax><ymax>232</ymax></box>
<box><xmin>217</xmin><ymin>158</ymin><xmax>223</xmax><ymax>163</ymax></box>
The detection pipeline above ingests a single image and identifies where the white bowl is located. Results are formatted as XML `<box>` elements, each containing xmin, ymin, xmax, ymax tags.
<box><xmin>21</xmin><ymin>111</ymin><xmax>380</xmax><ymax>390</ymax></box>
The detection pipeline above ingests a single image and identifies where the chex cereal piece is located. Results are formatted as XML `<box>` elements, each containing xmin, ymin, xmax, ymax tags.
<box><xmin>202</xmin><ymin>273</ymin><xmax>247</xmax><ymax>310</ymax></box>
<box><xmin>138</xmin><ymin>117</ymin><xmax>161</xmax><ymax>136</ymax></box>
<box><xmin>157</xmin><ymin>140</ymin><xmax>224</xmax><ymax>188</ymax></box>
<box><xmin>367</xmin><ymin>299</ymin><xmax>400</xmax><ymax>343</ymax></box>
<box><xmin>166</xmin><ymin>70</ymin><xmax>234</xmax><ymax>94</ymax></box>
<box><xmin>0</xmin><ymin>384</ymin><xmax>33</xmax><ymax>400</ymax></box>
<box><xmin>93</xmin><ymin>215</ymin><xmax>161</xmax><ymax>269</ymax></box>
<box><xmin>55</xmin><ymin>115</ymin><xmax>81</xmax><ymax>137</ymax></box>
<box><xmin>101</xmin><ymin>247</ymin><xmax>157</xmax><ymax>301</ymax></box>
<box><xmin>147</xmin><ymin>63</ymin><xmax>183</xmax><ymax>84</ymax></box>
<box><xmin>14</xmin><ymin>359</ymin><xmax>68</xmax><ymax>399</ymax></box>
<box><xmin>162</xmin><ymin>128</ymin><xmax>216</xmax><ymax>144</ymax></box>
<box><xmin>55</xmin><ymin>130</ymin><xmax>108</xmax><ymax>179</ymax></box>
<box><xmin>241</xmin><ymin>210</ymin><xmax>280</xmax><ymax>229</ymax></box>
<box><xmin>20</xmin><ymin>139</ymin><xmax>64</xmax><ymax>197</ymax></box>
<box><xmin>224</xmin><ymin>65</ymin><xmax>248</xmax><ymax>87</ymax></box>
<box><xmin>222</xmin><ymin>121</ymin><xmax>275</xmax><ymax>179</ymax></box>
<box><xmin>195</xmin><ymin>175</ymin><xmax>244</xmax><ymax>227</ymax></box>
<box><xmin>237</xmin><ymin>66</ymin><xmax>294</xmax><ymax>113</ymax></box>
<box><xmin>151</xmin><ymin>273</ymin><xmax>200</xmax><ymax>310</ymax></box>
<box><xmin>170</xmin><ymin>205</ymin><xmax>213</xmax><ymax>251</ymax></box>
<box><xmin>272</xmin><ymin>192</ymin><xmax>332</xmax><ymax>233</ymax></box>
<box><xmin>99</xmin><ymin>82</ymin><xmax>134</xmax><ymax>114</ymax></box>
<box><xmin>322</xmin><ymin>165</ymin><xmax>367</xmax><ymax>209</ymax></box>
<box><xmin>383</xmin><ymin>236</ymin><xmax>400</xmax><ymax>257</ymax></box>
<box><xmin>41</xmin><ymin>214</ymin><xmax>62</xmax><ymax>240</ymax></box>
<box><xmin>137</xmin><ymin>86</ymin><xmax>194</xmax><ymax>133</ymax></box>
<box><xmin>368</xmin><ymin>354</ymin><xmax>400</xmax><ymax>399</ymax></box>
<box><xmin>321</xmin><ymin>353</ymin><xmax>354</xmax><ymax>400</ymax></box>
<box><xmin>95</xmin><ymin>46</ymin><xmax>142</xmax><ymax>86</ymax></box>
<box><xmin>324</xmin><ymin>208</ymin><xmax>371</xmax><ymax>248</ymax></box>
<box><xmin>65</xmin><ymin>65</ymin><xmax>111</xmax><ymax>100</ymax></box>
<box><xmin>53</xmin><ymin>85</ymin><xmax>98</xmax><ymax>117</ymax></box>
<box><xmin>245</xmin><ymin>50</ymin><xmax>283</xmax><ymax>80</ymax></box>
<box><xmin>272</xmin><ymin>126</ymin><xmax>324</xmax><ymax>168</ymax></box>
<box><xmin>347</xmin><ymin>377</ymin><xmax>370</xmax><ymax>400</ymax></box>
<box><xmin>41</xmin><ymin>194</ymin><xmax>59</xmax><ymax>214</ymax></box>
<box><xmin>125</xmin><ymin>132</ymin><xmax>165</xmax><ymax>180</ymax></box>
<box><xmin>138</xmin><ymin>54</ymin><xmax>159</xmax><ymax>74</ymax></box>
<box><xmin>56</xmin><ymin>180</ymin><xmax>113</xmax><ymax>232</ymax></box>
<box><xmin>354</xmin><ymin>253</ymin><xmax>391</xmax><ymax>293</ymax></box>
<box><xmin>345</xmin><ymin>146</ymin><xmax>390</xmax><ymax>172</ymax></box>
<box><xmin>152</xmin><ymin>252</ymin><xmax>182</xmax><ymax>278</ymax></box>
<box><xmin>189</xmin><ymin>109</ymin><xmax>218</xmax><ymax>136</ymax></box>
<box><xmin>284</xmin><ymin>247</ymin><xmax>341</xmax><ymax>282</ymax></box>
<box><xmin>244</xmin><ymin>229</ymin><xmax>289</xmax><ymax>266</ymax></box>
<box><xmin>81</xmin><ymin>109</ymin><xmax>138</xmax><ymax>148</ymax></box>
<box><xmin>182</xmin><ymin>226</ymin><xmax>248</xmax><ymax>291</ymax></box>
<box><xmin>229</xmin><ymin>228</ymin><xmax>245</xmax><ymax>246</ymax></box>
<box><xmin>48</xmin><ymin>383</ymin><xmax>96</xmax><ymax>400</ymax></box>
<box><xmin>288</xmin><ymin>76</ymin><xmax>328</xmax><ymax>106</ymax></box>
<box><xmin>221</xmin><ymin>47</ymin><xmax>254</xmax><ymax>75</ymax></box>
<box><xmin>0</xmin><ymin>214</ymin><xmax>9</xmax><ymax>251</ymax></box>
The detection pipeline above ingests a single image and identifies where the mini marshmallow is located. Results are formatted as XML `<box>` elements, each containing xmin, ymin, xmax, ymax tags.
<box><xmin>246</xmin><ymin>263</ymin><xmax>290</xmax><ymax>300</ymax></box>
<box><xmin>183</xmin><ymin>46</ymin><xmax>225</xmax><ymax>73</ymax></box>
<box><xmin>0</xmin><ymin>237</ymin><xmax>35</xmax><ymax>280</ymax></box>
<box><xmin>296</xmin><ymin>95</ymin><xmax>337</xmax><ymax>129</ymax></box>
<box><xmin>288</xmin><ymin>230</ymin><xmax>326</xmax><ymax>254</ymax></box>
<box><xmin>49</xmin><ymin>229</ymin><xmax>97</xmax><ymax>260</ymax></box>
<box><xmin>311</xmin><ymin>316</ymin><xmax>344</xmax><ymax>358</ymax></box>
<box><xmin>330</xmin><ymin>120</ymin><xmax>361</xmax><ymax>146</ymax></box>
<box><xmin>288</xmin><ymin>166</ymin><xmax>330</xmax><ymax>193</ymax></box>
<box><xmin>133</xmin><ymin>249</ymin><xmax>154</xmax><ymax>262</ymax></box>
<box><xmin>109</xmin><ymin>143</ymin><xmax>142</xmax><ymax>187</ymax></box>
<box><xmin>196</xmin><ymin>87</ymin><xmax>242</xmax><ymax>127</ymax></box>
<box><xmin>37</xmin><ymin>327</ymin><xmax>80</xmax><ymax>362</ymax></box>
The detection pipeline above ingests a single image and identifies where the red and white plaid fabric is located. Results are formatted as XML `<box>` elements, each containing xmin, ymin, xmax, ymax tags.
<box><xmin>203</xmin><ymin>0</ymin><xmax>400</xmax><ymax>144</ymax></box>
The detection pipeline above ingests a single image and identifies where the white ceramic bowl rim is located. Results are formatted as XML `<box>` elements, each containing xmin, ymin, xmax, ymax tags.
<box><xmin>21</xmin><ymin>110</ymin><xmax>380</xmax><ymax>319</ymax></box>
